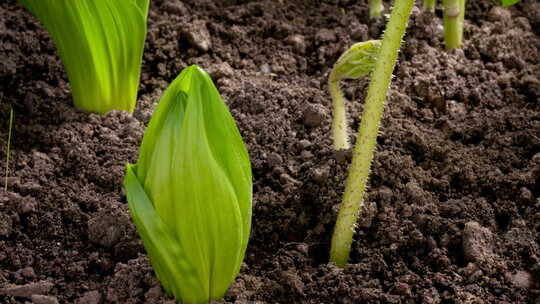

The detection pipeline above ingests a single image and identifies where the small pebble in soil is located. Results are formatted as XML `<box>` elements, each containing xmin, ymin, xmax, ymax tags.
<box><xmin>298</xmin><ymin>139</ymin><xmax>311</xmax><ymax>150</ymax></box>
<box><xmin>358</xmin><ymin>201</ymin><xmax>377</xmax><ymax>229</ymax></box>
<box><xmin>31</xmin><ymin>295</ymin><xmax>59</xmax><ymax>304</ymax></box>
<box><xmin>0</xmin><ymin>281</ymin><xmax>54</xmax><ymax>299</ymax></box>
<box><xmin>207</xmin><ymin>62</ymin><xmax>234</xmax><ymax>80</ymax></box>
<box><xmin>88</xmin><ymin>211</ymin><xmax>129</xmax><ymax>248</ymax></box>
<box><xmin>315</xmin><ymin>28</ymin><xmax>336</xmax><ymax>43</ymax></box>
<box><xmin>310</xmin><ymin>167</ymin><xmax>329</xmax><ymax>185</ymax></box>
<box><xmin>462</xmin><ymin>221</ymin><xmax>496</xmax><ymax>265</ymax></box>
<box><xmin>504</xmin><ymin>270</ymin><xmax>535</xmax><ymax>289</ymax></box>
<box><xmin>279</xmin><ymin>173</ymin><xmax>300</xmax><ymax>186</ymax></box>
<box><xmin>285</xmin><ymin>34</ymin><xmax>306</xmax><ymax>54</ymax></box>
<box><xmin>182</xmin><ymin>20</ymin><xmax>212</xmax><ymax>52</ymax></box>
<box><xmin>75</xmin><ymin>291</ymin><xmax>102</xmax><ymax>304</ymax></box>
<box><xmin>302</xmin><ymin>103</ymin><xmax>327</xmax><ymax>128</ymax></box>
<box><xmin>162</xmin><ymin>0</ymin><xmax>187</xmax><ymax>15</ymax></box>
<box><xmin>15</xmin><ymin>267</ymin><xmax>36</xmax><ymax>281</ymax></box>
<box><xmin>267</xmin><ymin>152</ymin><xmax>284</xmax><ymax>167</ymax></box>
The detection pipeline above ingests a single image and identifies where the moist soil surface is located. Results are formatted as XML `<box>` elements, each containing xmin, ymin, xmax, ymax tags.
<box><xmin>1</xmin><ymin>0</ymin><xmax>539</xmax><ymax>303</ymax></box>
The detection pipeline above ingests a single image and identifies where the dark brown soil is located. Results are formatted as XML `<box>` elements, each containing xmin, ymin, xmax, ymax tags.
<box><xmin>1</xmin><ymin>0</ymin><xmax>539</xmax><ymax>303</ymax></box>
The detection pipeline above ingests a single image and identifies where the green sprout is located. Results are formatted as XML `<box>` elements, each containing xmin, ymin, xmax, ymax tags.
<box><xmin>328</xmin><ymin>40</ymin><xmax>381</xmax><ymax>151</ymax></box>
<box><xmin>423</xmin><ymin>0</ymin><xmax>436</xmax><ymax>13</ymax></box>
<box><xmin>369</xmin><ymin>0</ymin><xmax>384</xmax><ymax>18</ymax></box>
<box><xmin>329</xmin><ymin>0</ymin><xmax>415</xmax><ymax>267</ymax></box>
<box><xmin>124</xmin><ymin>65</ymin><xmax>252</xmax><ymax>303</ymax></box>
<box><xmin>501</xmin><ymin>0</ymin><xmax>520</xmax><ymax>7</ymax></box>
<box><xmin>4</xmin><ymin>108</ymin><xmax>13</xmax><ymax>192</ymax></box>
<box><xmin>19</xmin><ymin>0</ymin><xmax>149</xmax><ymax>114</ymax></box>
<box><xmin>443</xmin><ymin>0</ymin><xmax>466</xmax><ymax>50</ymax></box>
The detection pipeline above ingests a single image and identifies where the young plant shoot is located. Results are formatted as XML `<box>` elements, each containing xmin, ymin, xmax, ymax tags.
<box><xmin>124</xmin><ymin>65</ymin><xmax>252</xmax><ymax>304</ymax></box>
<box><xmin>443</xmin><ymin>0</ymin><xmax>466</xmax><ymax>50</ymax></box>
<box><xmin>369</xmin><ymin>0</ymin><xmax>384</xmax><ymax>18</ymax></box>
<box><xmin>328</xmin><ymin>40</ymin><xmax>381</xmax><ymax>151</ymax></box>
<box><xmin>329</xmin><ymin>0</ymin><xmax>415</xmax><ymax>267</ymax></box>
<box><xmin>19</xmin><ymin>0</ymin><xmax>149</xmax><ymax>114</ymax></box>
<box><xmin>423</xmin><ymin>0</ymin><xmax>437</xmax><ymax>13</ymax></box>
<box><xmin>501</xmin><ymin>0</ymin><xmax>520</xmax><ymax>7</ymax></box>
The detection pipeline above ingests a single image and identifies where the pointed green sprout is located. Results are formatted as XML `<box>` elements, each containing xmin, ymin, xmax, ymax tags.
<box><xmin>443</xmin><ymin>0</ymin><xmax>466</xmax><ymax>50</ymax></box>
<box><xmin>423</xmin><ymin>0</ymin><xmax>437</xmax><ymax>13</ymax></box>
<box><xmin>19</xmin><ymin>0</ymin><xmax>149</xmax><ymax>114</ymax></box>
<box><xmin>501</xmin><ymin>0</ymin><xmax>519</xmax><ymax>6</ymax></box>
<box><xmin>330</xmin><ymin>0</ymin><xmax>415</xmax><ymax>267</ymax></box>
<box><xmin>329</xmin><ymin>40</ymin><xmax>381</xmax><ymax>151</ymax></box>
<box><xmin>124</xmin><ymin>65</ymin><xmax>252</xmax><ymax>303</ymax></box>
<box><xmin>369</xmin><ymin>0</ymin><xmax>384</xmax><ymax>18</ymax></box>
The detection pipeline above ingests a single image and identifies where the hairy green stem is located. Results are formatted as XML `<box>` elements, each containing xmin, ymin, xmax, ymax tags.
<box><xmin>443</xmin><ymin>0</ymin><xmax>466</xmax><ymax>49</ymax></box>
<box><xmin>328</xmin><ymin>76</ymin><xmax>350</xmax><ymax>150</ymax></box>
<box><xmin>329</xmin><ymin>0</ymin><xmax>415</xmax><ymax>267</ymax></box>
<box><xmin>4</xmin><ymin>108</ymin><xmax>13</xmax><ymax>192</ymax></box>
<box><xmin>369</xmin><ymin>0</ymin><xmax>384</xmax><ymax>18</ymax></box>
<box><xmin>423</xmin><ymin>0</ymin><xmax>436</xmax><ymax>12</ymax></box>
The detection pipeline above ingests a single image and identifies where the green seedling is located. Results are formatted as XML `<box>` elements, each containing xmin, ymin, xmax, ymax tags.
<box><xmin>431</xmin><ymin>0</ymin><xmax>520</xmax><ymax>49</ymax></box>
<box><xmin>4</xmin><ymin>108</ymin><xmax>13</xmax><ymax>192</ymax></box>
<box><xmin>443</xmin><ymin>0</ymin><xmax>466</xmax><ymax>50</ymax></box>
<box><xmin>329</xmin><ymin>0</ymin><xmax>415</xmax><ymax>267</ymax></box>
<box><xmin>19</xmin><ymin>0</ymin><xmax>149</xmax><ymax>114</ymax></box>
<box><xmin>124</xmin><ymin>65</ymin><xmax>252</xmax><ymax>304</ymax></box>
<box><xmin>328</xmin><ymin>40</ymin><xmax>381</xmax><ymax>151</ymax></box>
<box><xmin>423</xmin><ymin>0</ymin><xmax>436</xmax><ymax>13</ymax></box>
<box><xmin>369</xmin><ymin>0</ymin><xmax>384</xmax><ymax>18</ymax></box>
<box><xmin>501</xmin><ymin>0</ymin><xmax>520</xmax><ymax>7</ymax></box>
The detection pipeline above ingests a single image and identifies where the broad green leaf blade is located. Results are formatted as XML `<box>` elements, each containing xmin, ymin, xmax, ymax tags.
<box><xmin>18</xmin><ymin>0</ymin><xmax>148</xmax><ymax>114</ymax></box>
<box><xmin>331</xmin><ymin>40</ymin><xmax>381</xmax><ymax>82</ymax></box>
<box><xmin>501</xmin><ymin>0</ymin><xmax>519</xmax><ymax>7</ymax></box>
<box><xmin>191</xmin><ymin>67</ymin><xmax>252</xmax><ymax>277</ymax></box>
<box><xmin>177</xmin><ymin>67</ymin><xmax>248</xmax><ymax>298</ymax></box>
<box><xmin>124</xmin><ymin>164</ymin><xmax>206</xmax><ymax>302</ymax></box>
<box><xmin>135</xmin><ymin>0</ymin><xmax>151</xmax><ymax>17</ymax></box>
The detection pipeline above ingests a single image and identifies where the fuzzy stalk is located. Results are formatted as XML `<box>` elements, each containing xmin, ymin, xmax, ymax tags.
<box><xmin>443</xmin><ymin>0</ymin><xmax>466</xmax><ymax>49</ymax></box>
<box><xmin>329</xmin><ymin>0</ymin><xmax>415</xmax><ymax>267</ymax></box>
<box><xmin>369</xmin><ymin>0</ymin><xmax>384</xmax><ymax>18</ymax></box>
<box><xmin>329</xmin><ymin>75</ymin><xmax>350</xmax><ymax>151</ymax></box>
<box><xmin>423</xmin><ymin>0</ymin><xmax>436</xmax><ymax>12</ymax></box>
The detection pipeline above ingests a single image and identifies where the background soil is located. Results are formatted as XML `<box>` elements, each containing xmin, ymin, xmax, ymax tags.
<box><xmin>1</xmin><ymin>0</ymin><xmax>539</xmax><ymax>303</ymax></box>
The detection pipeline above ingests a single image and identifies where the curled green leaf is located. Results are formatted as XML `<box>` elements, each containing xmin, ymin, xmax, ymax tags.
<box><xmin>330</xmin><ymin>40</ymin><xmax>381</xmax><ymax>82</ymax></box>
<box><xmin>19</xmin><ymin>0</ymin><xmax>149</xmax><ymax>114</ymax></box>
<box><xmin>125</xmin><ymin>65</ymin><xmax>252</xmax><ymax>303</ymax></box>
<box><xmin>328</xmin><ymin>40</ymin><xmax>381</xmax><ymax>151</ymax></box>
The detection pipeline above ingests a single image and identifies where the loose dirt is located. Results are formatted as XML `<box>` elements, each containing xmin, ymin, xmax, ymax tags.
<box><xmin>0</xmin><ymin>0</ymin><xmax>539</xmax><ymax>303</ymax></box>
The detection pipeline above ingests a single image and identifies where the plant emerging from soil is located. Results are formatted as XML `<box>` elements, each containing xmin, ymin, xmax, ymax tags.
<box><xmin>423</xmin><ymin>0</ymin><xmax>436</xmax><ymax>12</ymax></box>
<box><xmin>443</xmin><ymin>0</ymin><xmax>466</xmax><ymax>49</ymax></box>
<box><xmin>4</xmin><ymin>108</ymin><xmax>13</xmax><ymax>192</ymax></box>
<box><xmin>369</xmin><ymin>0</ymin><xmax>384</xmax><ymax>18</ymax></box>
<box><xmin>124</xmin><ymin>65</ymin><xmax>252</xmax><ymax>304</ymax></box>
<box><xmin>329</xmin><ymin>0</ymin><xmax>416</xmax><ymax>267</ymax></box>
<box><xmin>328</xmin><ymin>40</ymin><xmax>381</xmax><ymax>151</ymax></box>
<box><xmin>500</xmin><ymin>0</ymin><xmax>520</xmax><ymax>6</ymax></box>
<box><xmin>18</xmin><ymin>0</ymin><xmax>149</xmax><ymax>114</ymax></box>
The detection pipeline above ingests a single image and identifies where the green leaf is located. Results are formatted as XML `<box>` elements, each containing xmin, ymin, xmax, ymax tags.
<box><xmin>126</xmin><ymin>65</ymin><xmax>252</xmax><ymax>303</ymax></box>
<box><xmin>124</xmin><ymin>164</ymin><xmax>203</xmax><ymax>300</ymax></box>
<box><xmin>330</xmin><ymin>40</ymin><xmax>382</xmax><ymax>82</ymax></box>
<box><xmin>19</xmin><ymin>0</ymin><xmax>149</xmax><ymax>114</ymax></box>
<box><xmin>501</xmin><ymin>0</ymin><xmax>519</xmax><ymax>7</ymax></box>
